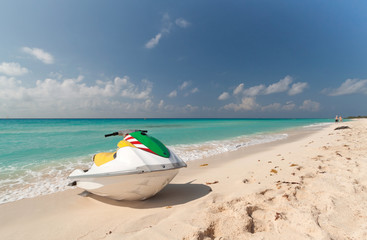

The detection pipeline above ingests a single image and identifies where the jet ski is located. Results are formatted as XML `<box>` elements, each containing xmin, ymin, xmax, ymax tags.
<box><xmin>69</xmin><ymin>130</ymin><xmax>186</xmax><ymax>200</ymax></box>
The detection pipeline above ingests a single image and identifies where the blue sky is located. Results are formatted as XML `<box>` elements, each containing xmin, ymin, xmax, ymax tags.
<box><xmin>1</xmin><ymin>0</ymin><xmax>367</xmax><ymax>118</ymax></box>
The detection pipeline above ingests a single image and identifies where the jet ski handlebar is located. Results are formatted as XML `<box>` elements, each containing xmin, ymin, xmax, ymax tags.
<box><xmin>104</xmin><ymin>132</ymin><xmax>119</xmax><ymax>137</ymax></box>
<box><xmin>104</xmin><ymin>130</ymin><xmax>148</xmax><ymax>138</ymax></box>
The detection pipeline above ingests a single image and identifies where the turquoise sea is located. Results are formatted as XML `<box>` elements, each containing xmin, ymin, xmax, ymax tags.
<box><xmin>0</xmin><ymin>118</ymin><xmax>333</xmax><ymax>204</ymax></box>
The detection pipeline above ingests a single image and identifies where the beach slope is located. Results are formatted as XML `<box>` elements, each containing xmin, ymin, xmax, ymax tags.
<box><xmin>1</xmin><ymin>120</ymin><xmax>367</xmax><ymax>239</ymax></box>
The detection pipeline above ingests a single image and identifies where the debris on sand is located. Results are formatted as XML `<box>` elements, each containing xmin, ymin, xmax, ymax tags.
<box><xmin>206</xmin><ymin>181</ymin><xmax>219</xmax><ymax>185</ymax></box>
<box><xmin>334</xmin><ymin>126</ymin><xmax>351</xmax><ymax>130</ymax></box>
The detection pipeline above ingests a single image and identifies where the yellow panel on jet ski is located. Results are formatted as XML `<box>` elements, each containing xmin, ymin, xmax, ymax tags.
<box><xmin>117</xmin><ymin>140</ymin><xmax>136</xmax><ymax>149</ymax></box>
<box><xmin>94</xmin><ymin>152</ymin><xmax>116</xmax><ymax>166</ymax></box>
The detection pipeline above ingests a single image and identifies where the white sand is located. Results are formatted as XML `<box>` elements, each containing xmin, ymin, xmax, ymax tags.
<box><xmin>1</xmin><ymin>119</ymin><xmax>367</xmax><ymax>240</ymax></box>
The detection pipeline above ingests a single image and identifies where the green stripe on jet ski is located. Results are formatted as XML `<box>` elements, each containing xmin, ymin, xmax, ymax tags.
<box><xmin>130</xmin><ymin>131</ymin><xmax>170</xmax><ymax>158</ymax></box>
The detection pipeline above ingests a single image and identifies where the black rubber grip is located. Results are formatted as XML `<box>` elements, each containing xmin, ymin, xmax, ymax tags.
<box><xmin>105</xmin><ymin>132</ymin><xmax>118</xmax><ymax>137</ymax></box>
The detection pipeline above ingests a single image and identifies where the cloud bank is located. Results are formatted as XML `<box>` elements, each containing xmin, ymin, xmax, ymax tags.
<box><xmin>224</xmin><ymin>76</ymin><xmax>308</xmax><ymax>99</ymax></box>
<box><xmin>218</xmin><ymin>75</ymin><xmax>317</xmax><ymax>113</ymax></box>
<box><xmin>0</xmin><ymin>75</ymin><xmax>155</xmax><ymax>117</ymax></box>
<box><xmin>222</xmin><ymin>97</ymin><xmax>318</xmax><ymax>113</ymax></box>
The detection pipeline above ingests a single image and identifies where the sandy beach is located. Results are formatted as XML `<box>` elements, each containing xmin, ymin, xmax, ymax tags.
<box><xmin>1</xmin><ymin>119</ymin><xmax>367</xmax><ymax>240</ymax></box>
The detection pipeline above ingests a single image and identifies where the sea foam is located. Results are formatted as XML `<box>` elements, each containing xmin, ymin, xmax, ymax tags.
<box><xmin>171</xmin><ymin>133</ymin><xmax>288</xmax><ymax>162</ymax></box>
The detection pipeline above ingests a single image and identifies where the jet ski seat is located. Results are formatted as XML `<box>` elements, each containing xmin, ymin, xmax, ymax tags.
<box><xmin>93</xmin><ymin>152</ymin><xmax>116</xmax><ymax>166</ymax></box>
<box><xmin>93</xmin><ymin>140</ymin><xmax>136</xmax><ymax>166</ymax></box>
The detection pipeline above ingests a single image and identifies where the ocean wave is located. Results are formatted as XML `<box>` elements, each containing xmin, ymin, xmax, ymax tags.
<box><xmin>302</xmin><ymin>122</ymin><xmax>332</xmax><ymax>128</ymax></box>
<box><xmin>0</xmin><ymin>156</ymin><xmax>92</xmax><ymax>204</ymax></box>
<box><xmin>170</xmin><ymin>133</ymin><xmax>288</xmax><ymax>162</ymax></box>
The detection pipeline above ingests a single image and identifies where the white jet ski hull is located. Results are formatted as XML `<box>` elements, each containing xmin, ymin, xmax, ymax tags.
<box><xmin>74</xmin><ymin>168</ymin><xmax>179</xmax><ymax>200</ymax></box>
<box><xmin>69</xmin><ymin>146</ymin><xmax>186</xmax><ymax>200</ymax></box>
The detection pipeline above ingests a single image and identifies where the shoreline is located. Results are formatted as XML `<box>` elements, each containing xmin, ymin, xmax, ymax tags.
<box><xmin>0</xmin><ymin>121</ymin><xmax>329</xmax><ymax>205</ymax></box>
<box><xmin>1</xmin><ymin>119</ymin><xmax>366</xmax><ymax>239</ymax></box>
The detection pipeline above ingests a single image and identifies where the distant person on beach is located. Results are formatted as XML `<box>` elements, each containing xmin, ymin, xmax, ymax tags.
<box><xmin>339</xmin><ymin>116</ymin><xmax>343</xmax><ymax>122</ymax></box>
<box><xmin>335</xmin><ymin>115</ymin><xmax>339</xmax><ymax>123</ymax></box>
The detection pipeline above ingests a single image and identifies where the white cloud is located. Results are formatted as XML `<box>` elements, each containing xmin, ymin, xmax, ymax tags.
<box><xmin>171</xmin><ymin>81</ymin><xmax>198</xmax><ymax>97</ymax></box>
<box><xmin>145</xmin><ymin>14</ymin><xmax>187</xmax><ymax>49</ymax></box>
<box><xmin>282</xmin><ymin>102</ymin><xmax>296</xmax><ymax>111</ymax></box>
<box><xmin>0</xmin><ymin>62</ymin><xmax>28</xmax><ymax>76</ymax></box>
<box><xmin>261</xmin><ymin>103</ymin><xmax>282</xmax><ymax>111</ymax></box>
<box><xmin>145</xmin><ymin>33</ymin><xmax>162</xmax><ymax>49</ymax></box>
<box><xmin>264</xmin><ymin>75</ymin><xmax>293</xmax><ymax>94</ymax></box>
<box><xmin>218</xmin><ymin>92</ymin><xmax>230</xmax><ymax>100</ymax></box>
<box><xmin>288</xmin><ymin>82</ymin><xmax>308</xmax><ymax>95</ymax></box>
<box><xmin>223</xmin><ymin>97</ymin><xmax>259</xmax><ymax>111</ymax></box>
<box><xmin>180</xmin><ymin>81</ymin><xmax>191</xmax><ymax>90</ymax></box>
<box><xmin>0</xmin><ymin>75</ymin><xmax>156</xmax><ymax>117</ymax></box>
<box><xmin>184</xmin><ymin>104</ymin><xmax>199</xmax><ymax>112</ymax></box>
<box><xmin>49</xmin><ymin>72</ymin><xmax>63</xmax><ymax>80</ymax></box>
<box><xmin>161</xmin><ymin>13</ymin><xmax>173</xmax><ymax>34</ymax></box>
<box><xmin>168</xmin><ymin>90</ymin><xmax>177</xmax><ymax>98</ymax></box>
<box><xmin>0</xmin><ymin>76</ymin><xmax>23</xmax><ymax>100</ymax></box>
<box><xmin>191</xmin><ymin>87</ymin><xmax>199</xmax><ymax>94</ymax></box>
<box><xmin>221</xmin><ymin>97</ymin><xmax>301</xmax><ymax>113</ymax></box>
<box><xmin>261</xmin><ymin>101</ymin><xmax>297</xmax><ymax>111</ymax></box>
<box><xmin>233</xmin><ymin>83</ymin><xmax>244</xmax><ymax>95</ymax></box>
<box><xmin>142</xmin><ymin>99</ymin><xmax>154</xmax><ymax>109</ymax></box>
<box><xmin>119</xmin><ymin>78</ymin><xmax>152</xmax><ymax>99</ymax></box>
<box><xmin>175</xmin><ymin>18</ymin><xmax>190</xmax><ymax>28</ymax></box>
<box><xmin>288</xmin><ymin>82</ymin><xmax>308</xmax><ymax>96</ymax></box>
<box><xmin>299</xmin><ymin>99</ymin><xmax>320</xmax><ymax>112</ymax></box>
<box><xmin>327</xmin><ymin>78</ymin><xmax>367</xmax><ymax>96</ymax></box>
<box><xmin>158</xmin><ymin>100</ymin><xmax>164</xmax><ymax>109</ymax></box>
<box><xmin>219</xmin><ymin>76</ymin><xmax>310</xmax><ymax>113</ymax></box>
<box><xmin>145</xmin><ymin>14</ymin><xmax>189</xmax><ymax>49</ymax></box>
<box><xmin>243</xmin><ymin>84</ymin><xmax>265</xmax><ymax>96</ymax></box>
<box><xmin>228</xmin><ymin>76</ymin><xmax>306</xmax><ymax>97</ymax></box>
<box><xmin>22</xmin><ymin>47</ymin><xmax>54</xmax><ymax>64</ymax></box>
